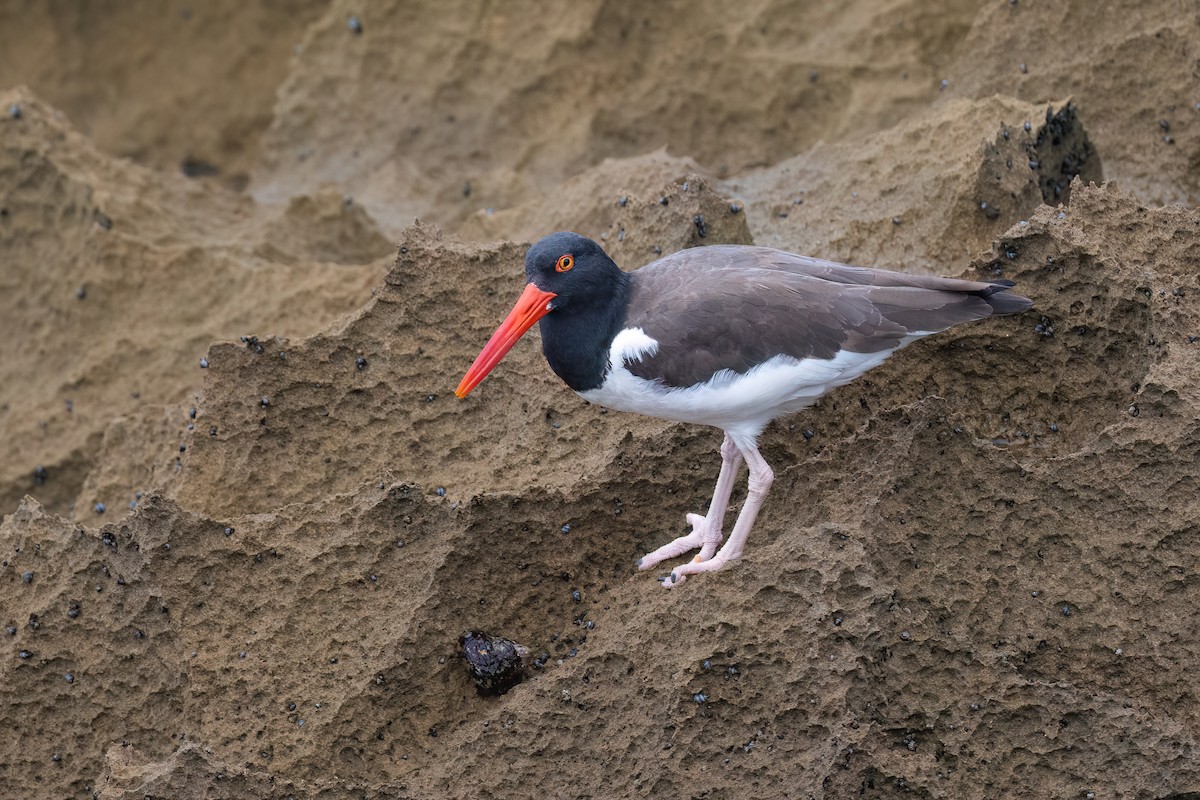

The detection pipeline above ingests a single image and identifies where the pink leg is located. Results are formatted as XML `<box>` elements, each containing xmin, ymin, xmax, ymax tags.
<box><xmin>661</xmin><ymin>438</ymin><xmax>774</xmax><ymax>588</ymax></box>
<box><xmin>636</xmin><ymin>434</ymin><xmax>743</xmax><ymax>572</ymax></box>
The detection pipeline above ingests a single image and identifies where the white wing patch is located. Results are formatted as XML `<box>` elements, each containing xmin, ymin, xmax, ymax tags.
<box><xmin>610</xmin><ymin>327</ymin><xmax>659</xmax><ymax>363</ymax></box>
<box><xmin>580</xmin><ymin>326</ymin><xmax>934</xmax><ymax>439</ymax></box>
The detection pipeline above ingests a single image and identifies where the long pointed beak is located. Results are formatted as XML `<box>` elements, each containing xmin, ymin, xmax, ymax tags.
<box><xmin>455</xmin><ymin>283</ymin><xmax>557</xmax><ymax>398</ymax></box>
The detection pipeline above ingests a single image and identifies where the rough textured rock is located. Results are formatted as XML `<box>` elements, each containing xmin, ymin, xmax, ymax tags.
<box><xmin>728</xmin><ymin>96</ymin><xmax>1103</xmax><ymax>273</ymax></box>
<box><xmin>460</xmin><ymin>152</ymin><xmax>756</xmax><ymax>268</ymax></box>
<box><xmin>0</xmin><ymin>1</ymin><xmax>326</xmax><ymax>182</ymax></box>
<box><xmin>948</xmin><ymin>0</ymin><xmax>1199</xmax><ymax>208</ymax></box>
<box><xmin>2</xmin><ymin>3</ymin><xmax>1199</xmax><ymax>799</ymax></box>
<box><xmin>0</xmin><ymin>88</ymin><xmax>387</xmax><ymax>523</ymax></box>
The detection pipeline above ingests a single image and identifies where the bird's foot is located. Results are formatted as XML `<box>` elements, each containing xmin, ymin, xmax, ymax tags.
<box><xmin>659</xmin><ymin>549</ymin><xmax>739</xmax><ymax>589</ymax></box>
<box><xmin>636</xmin><ymin>512</ymin><xmax>724</xmax><ymax>573</ymax></box>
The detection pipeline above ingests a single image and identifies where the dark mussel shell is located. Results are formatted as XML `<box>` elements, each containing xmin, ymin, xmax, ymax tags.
<box><xmin>458</xmin><ymin>631</ymin><xmax>529</xmax><ymax>696</ymax></box>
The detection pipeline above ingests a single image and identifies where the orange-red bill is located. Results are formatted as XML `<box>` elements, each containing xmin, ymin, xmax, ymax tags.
<box><xmin>455</xmin><ymin>283</ymin><xmax>557</xmax><ymax>398</ymax></box>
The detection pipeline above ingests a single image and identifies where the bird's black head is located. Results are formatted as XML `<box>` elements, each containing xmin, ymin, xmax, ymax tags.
<box><xmin>455</xmin><ymin>231</ymin><xmax>630</xmax><ymax>398</ymax></box>
<box><xmin>524</xmin><ymin>232</ymin><xmax>624</xmax><ymax>312</ymax></box>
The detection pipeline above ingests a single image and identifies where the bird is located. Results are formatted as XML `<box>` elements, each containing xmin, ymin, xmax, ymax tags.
<box><xmin>455</xmin><ymin>232</ymin><xmax>1031</xmax><ymax>588</ymax></box>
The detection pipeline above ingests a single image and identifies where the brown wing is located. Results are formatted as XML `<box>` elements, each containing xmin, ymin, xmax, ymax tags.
<box><xmin>623</xmin><ymin>246</ymin><xmax>1031</xmax><ymax>389</ymax></box>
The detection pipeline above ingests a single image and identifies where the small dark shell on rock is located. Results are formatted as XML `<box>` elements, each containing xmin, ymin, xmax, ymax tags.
<box><xmin>458</xmin><ymin>630</ymin><xmax>529</xmax><ymax>696</ymax></box>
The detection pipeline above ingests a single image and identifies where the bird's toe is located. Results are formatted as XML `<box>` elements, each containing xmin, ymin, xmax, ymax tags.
<box><xmin>637</xmin><ymin>553</ymin><xmax>663</xmax><ymax>571</ymax></box>
<box><xmin>659</xmin><ymin>573</ymin><xmax>684</xmax><ymax>589</ymax></box>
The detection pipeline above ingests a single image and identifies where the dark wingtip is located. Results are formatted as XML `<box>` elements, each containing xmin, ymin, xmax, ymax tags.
<box><xmin>984</xmin><ymin>286</ymin><xmax>1034</xmax><ymax>315</ymax></box>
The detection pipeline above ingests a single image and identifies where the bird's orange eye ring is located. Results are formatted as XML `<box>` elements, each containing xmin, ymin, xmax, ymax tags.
<box><xmin>555</xmin><ymin>254</ymin><xmax>574</xmax><ymax>272</ymax></box>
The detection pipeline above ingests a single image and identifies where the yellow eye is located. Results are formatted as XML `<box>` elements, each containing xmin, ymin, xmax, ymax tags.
<box><xmin>555</xmin><ymin>254</ymin><xmax>574</xmax><ymax>272</ymax></box>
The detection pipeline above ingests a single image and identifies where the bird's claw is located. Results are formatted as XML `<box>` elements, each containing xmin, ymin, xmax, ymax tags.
<box><xmin>659</xmin><ymin>571</ymin><xmax>686</xmax><ymax>589</ymax></box>
<box><xmin>658</xmin><ymin>554</ymin><xmax>735</xmax><ymax>588</ymax></box>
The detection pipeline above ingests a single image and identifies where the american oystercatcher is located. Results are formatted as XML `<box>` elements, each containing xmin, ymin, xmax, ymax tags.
<box><xmin>456</xmin><ymin>232</ymin><xmax>1031</xmax><ymax>588</ymax></box>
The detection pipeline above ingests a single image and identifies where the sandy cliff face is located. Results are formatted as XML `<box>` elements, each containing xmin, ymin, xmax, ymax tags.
<box><xmin>1</xmin><ymin>2</ymin><xmax>1198</xmax><ymax>798</ymax></box>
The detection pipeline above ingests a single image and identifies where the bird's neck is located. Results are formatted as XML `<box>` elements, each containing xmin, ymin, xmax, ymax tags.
<box><xmin>539</xmin><ymin>270</ymin><xmax>631</xmax><ymax>392</ymax></box>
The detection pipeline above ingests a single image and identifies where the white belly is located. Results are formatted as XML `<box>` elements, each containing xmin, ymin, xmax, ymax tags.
<box><xmin>578</xmin><ymin>327</ymin><xmax>923</xmax><ymax>439</ymax></box>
